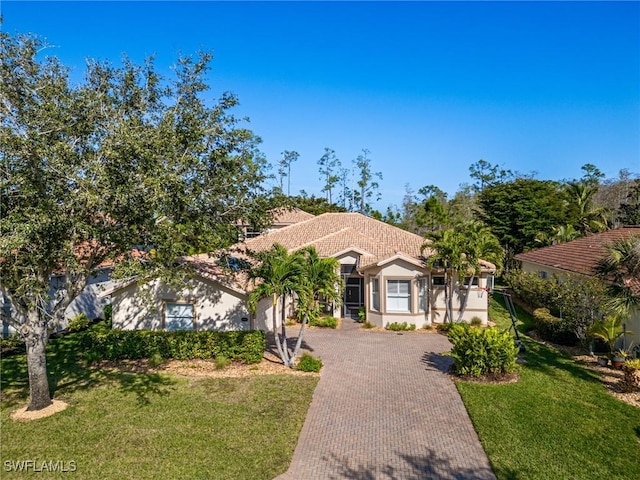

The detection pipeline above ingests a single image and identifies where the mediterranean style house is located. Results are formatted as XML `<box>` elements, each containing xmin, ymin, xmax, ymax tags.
<box><xmin>515</xmin><ymin>227</ymin><xmax>640</xmax><ymax>348</ymax></box>
<box><xmin>107</xmin><ymin>212</ymin><xmax>496</xmax><ymax>332</ymax></box>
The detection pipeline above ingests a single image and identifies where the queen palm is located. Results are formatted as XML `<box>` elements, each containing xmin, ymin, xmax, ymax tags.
<box><xmin>248</xmin><ymin>244</ymin><xmax>309</xmax><ymax>366</ymax></box>
<box><xmin>423</xmin><ymin>223</ymin><xmax>503</xmax><ymax>323</ymax></box>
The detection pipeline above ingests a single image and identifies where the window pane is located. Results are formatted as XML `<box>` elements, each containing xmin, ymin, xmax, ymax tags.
<box><xmin>386</xmin><ymin>280</ymin><xmax>411</xmax><ymax>312</ymax></box>
<box><xmin>165</xmin><ymin>302</ymin><xmax>194</xmax><ymax>331</ymax></box>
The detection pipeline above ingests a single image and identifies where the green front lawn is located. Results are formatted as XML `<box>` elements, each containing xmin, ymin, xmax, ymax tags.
<box><xmin>1</xmin><ymin>333</ymin><xmax>317</xmax><ymax>479</ymax></box>
<box><xmin>456</xmin><ymin>297</ymin><xmax>640</xmax><ymax>480</ymax></box>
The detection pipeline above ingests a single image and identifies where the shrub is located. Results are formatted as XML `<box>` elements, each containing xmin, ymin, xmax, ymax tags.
<box><xmin>447</xmin><ymin>323</ymin><xmax>518</xmax><ymax>377</ymax></box>
<box><xmin>436</xmin><ymin>323</ymin><xmax>455</xmax><ymax>333</ymax></box>
<box><xmin>309</xmin><ymin>316</ymin><xmax>338</xmax><ymax>328</ymax></box>
<box><xmin>470</xmin><ymin>317</ymin><xmax>483</xmax><ymax>328</ymax></box>
<box><xmin>533</xmin><ymin>308</ymin><xmax>578</xmax><ymax>345</ymax></box>
<box><xmin>80</xmin><ymin>328</ymin><xmax>266</xmax><ymax>364</ymax></box>
<box><xmin>0</xmin><ymin>333</ymin><xmax>24</xmax><ymax>355</ymax></box>
<box><xmin>357</xmin><ymin>307</ymin><xmax>366</xmax><ymax>323</ymax></box>
<box><xmin>505</xmin><ymin>270</ymin><xmax>608</xmax><ymax>343</ymax></box>
<box><xmin>297</xmin><ymin>353</ymin><xmax>323</xmax><ymax>372</ymax></box>
<box><xmin>361</xmin><ymin>321</ymin><xmax>375</xmax><ymax>329</ymax></box>
<box><xmin>385</xmin><ymin>322</ymin><xmax>416</xmax><ymax>331</ymax></box>
<box><xmin>68</xmin><ymin>313</ymin><xmax>90</xmax><ymax>332</ymax></box>
<box><xmin>214</xmin><ymin>356</ymin><xmax>231</xmax><ymax>370</ymax></box>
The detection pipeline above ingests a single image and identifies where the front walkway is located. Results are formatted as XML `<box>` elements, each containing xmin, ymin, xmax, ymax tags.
<box><xmin>274</xmin><ymin>319</ymin><xmax>496</xmax><ymax>480</ymax></box>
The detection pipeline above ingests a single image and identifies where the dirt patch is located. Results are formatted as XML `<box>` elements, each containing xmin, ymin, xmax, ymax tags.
<box><xmin>11</xmin><ymin>399</ymin><xmax>68</xmax><ymax>422</ymax></box>
<box><xmin>92</xmin><ymin>351</ymin><xmax>318</xmax><ymax>379</ymax></box>
<box><xmin>452</xmin><ymin>372</ymin><xmax>520</xmax><ymax>385</ymax></box>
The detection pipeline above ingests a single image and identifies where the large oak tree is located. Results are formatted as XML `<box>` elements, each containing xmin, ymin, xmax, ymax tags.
<box><xmin>0</xmin><ymin>32</ymin><xmax>275</xmax><ymax>411</ymax></box>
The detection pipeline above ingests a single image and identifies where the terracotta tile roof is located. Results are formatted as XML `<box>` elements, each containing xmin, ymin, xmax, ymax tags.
<box><xmin>514</xmin><ymin>227</ymin><xmax>640</xmax><ymax>276</ymax></box>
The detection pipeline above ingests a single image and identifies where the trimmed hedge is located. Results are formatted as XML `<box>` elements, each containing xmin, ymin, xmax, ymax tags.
<box><xmin>533</xmin><ymin>308</ymin><xmax>578</xmax><ymax>346</ymax></box>
<box><xmin>385</xmin><ymin>322</ymin><xmax>416</xmax><ymax>331</ymax></box>
<box><xmin>80</xmin><ymin>328</ymin><xmax>266</xmax><ymax>364</ymax></box>
<box><xmin>447</xmin><ymin>323</ymin><xmax>518</xmax><ymax>377</ymax></box>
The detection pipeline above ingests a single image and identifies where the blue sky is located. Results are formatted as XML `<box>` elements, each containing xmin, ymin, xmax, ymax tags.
<box><xmin>2</xmin><ymin>1</ymin><xmax>639</xmax><ymax>209</ymax></box>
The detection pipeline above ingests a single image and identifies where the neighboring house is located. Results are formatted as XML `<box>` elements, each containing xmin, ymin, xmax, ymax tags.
<box><xmin>108</xmin><ymin>212</ymin><xmax>496</xmax><ymax>332</ymax></box>
<box><xmin>515</xmin><ymin>227</ymin><xmax>640</xmax><ymax>348</ymax></box>
<box><xmin>1</xmin><ymin>266</ymin><xmax>118</xmax><ymax>337</ymax></box>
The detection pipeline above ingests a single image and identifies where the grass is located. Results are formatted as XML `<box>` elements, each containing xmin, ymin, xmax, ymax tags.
<box><xmin>1</xmin><ymin>331</ymin><xmax>318</xmax><ymax>479</ymax></box>
<box><xmin>455</xmin><ymin>296</ymin><xmax>640</xmax><ymax>480</ymax></box>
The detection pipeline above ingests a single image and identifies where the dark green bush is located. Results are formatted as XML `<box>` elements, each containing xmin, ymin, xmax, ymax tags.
<box><xmin>385</xmin><ymin>322</ymin><xmax>416</xmax><ymax>331</ymax></box>
<box><xmin>297</xmin><ymin>353</ymin><xmax>323</xmax><ymax>372</ymax></box>
<box><xmin>0</xmin><ymin>333</ymin><xmax>24</xmax><ymax>355</ymax></box>
<box><xmin>533</xmin><ymin>308</ymin><xmax>578</xmax><ymax>346</ymax></box>
<box><xmin>80</xmin><ymin>328</ymin><xmax>266</xmax><ymax>364</ymax></box>
<box><xmin>447</xmin><ymin>323</ymin><xmax>518</xmax><ymax>377</ymax></box>
<box><xmin>309</xmin><ymin>316</ymin><xmax>338</xmax><ymax>328</ymax></box>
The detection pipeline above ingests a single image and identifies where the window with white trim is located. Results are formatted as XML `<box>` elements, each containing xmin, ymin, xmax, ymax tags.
<box><xmin>463</xmin><ymin>276</ymin><xmax>479</xmax><ymax>287</ymax></box>
<box><xmin>432</xmin><ymin>275</ymin><xmax>445</xmax><ymax>287</ymax></box>
<box><xmin>386</xmin><ymin>279</ymin><xmax>411</xmax><ymax>313</ymax></box>
<box><xmin>371</xmin><ymin>278</ymin><xmax>380</xmax><ymax>311</ymax></box>
<box><xmin>418</xmin><ymin>278</ymin><xmax>428</xmax><ymax>312</ymax></box>
<box><xmin>164</xmin><ymin>302</ymin><xmax>195</xmax><ymax>331</ymax></box>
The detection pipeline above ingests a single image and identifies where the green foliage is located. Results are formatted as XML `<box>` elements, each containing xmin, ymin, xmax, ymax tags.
<box><xmin>361</xmin><ymin>321</ymin><xmax>375</xmax><ymax>329</ymax></box>
<box><xmin>296</xmin><ymin>353</ymin><xmax>323</xmax><ymax>372</ymax></box>
<box><xmin>505</xmin><ymin>270</ymin><xmax>608</xmax><ymax>343</ymax></box>
<box><xmin>587</xmin><ymin>315</ymin><xmax>629</xmax><ymax>354</ymax></box>
<box><xmin>214</xmin><ymin>356</ymin><xmax>232</xmax><ymax>370</ymax></box>
<box><xmin>447</xmin><ymin>323</ymin><xmax>518</xmax><ymax>377</ymax></box>
<box><xmin>80</xmin><ymin>329</ymin><xmax>266</xmax><ymax>364</ymax></box>
<box><xmin>385</xmin><ymin>322</ymin><xmax>416</xmax><ymax>331</ymax></box>
<box><xmin>357</xmin><ymin>306</ymin><xmax>366</xmax><ymax>323</ymax></box>
<box><xmin>470</xmin><ymin>317</ymin><xmax>483</xmax><ymax>327</ymax></box>
<box><xmin>476</xmin><ymin>179</ymin><xmax>573</xmax><ymax>260</ymax></box>
<box><xmin>594</xmin><ymin>235</ymin><xmax>640</xmax><ymax>316</ymax></box>
<box><xmin>532</xmin><ymin>308</ymin><xmax>577</xmax><ymax>345</ymax></box>
<box><xmin>0</xmin><ymin>333</ymin><xmax>24</xmax><ymax>354</ymax></box>
<box><xmin>290</xmin><ymin>194</ymin><xmax>346</xmax><ymax>215</ymax></box>
<box><xmin>309</xmin><ymin>316</ymin><xmax>338</xmax><ymax>329</ymax></box>
<box><xmin>67</xmin><ymin>313</ymin><xmax>91</xmax><ymax>332</ymax></box>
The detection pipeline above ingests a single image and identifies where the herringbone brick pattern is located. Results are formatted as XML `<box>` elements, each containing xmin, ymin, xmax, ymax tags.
<box><xmin>274</xmin><ymin>319</ymin><xmax>496</xmax><ymax>480</ymax></box>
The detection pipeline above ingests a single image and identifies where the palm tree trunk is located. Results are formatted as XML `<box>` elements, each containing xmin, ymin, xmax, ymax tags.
<box><xmin>290</xmin><ymin>314</ymin><xmax>308</xmax><ymax>366</ymax></box>
<box><xmin>280</xmin><ymin>295</ymin><xmax>291</xmax><ymax>366</ymax></box>
<box><xmin>272</xmin><ymin>295</ymin><xmax>286</xmax><ymax>364</ymax></box>
<box><xmin>456</xmin><ymin>274</ymin><xmax>476</xmax><ymax>323</ymax></box>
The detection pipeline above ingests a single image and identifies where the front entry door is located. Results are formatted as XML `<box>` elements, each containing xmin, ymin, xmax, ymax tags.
<box><xmin>343</xmin><ymin>277</ymin><xmax>364</xmax><ymax>318</ymax></box>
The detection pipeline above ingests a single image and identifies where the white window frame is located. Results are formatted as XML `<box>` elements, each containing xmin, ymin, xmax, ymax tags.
<box><xmin>431</xmin><ymin>275</ymin><xmax>445</xmax><ymax>287</ymax></box>
<box><xmin>371</xmin><ymin>278</ymin><xmax>380</xmax><ymax>311</ymax></box>
<box><xmin>386</xmin><ymin>279</ymin><xmax>411</xmax><ymax>313</ymax></box>
<box><xmin>164</xmin><ymin>302</ymin><xmax>195</xmax><ymax>331</ymax></box>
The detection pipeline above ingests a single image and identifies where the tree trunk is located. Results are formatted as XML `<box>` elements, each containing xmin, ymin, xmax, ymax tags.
<box><xmin>290</xmin><ymin>314</ymin><xmax>308</xmax><ymax>367</ymax></box>
<box><xmin>444</xmin><ymin>271</ymin><xmax>453</xmax><ymax>323</ymax></box>
<box><xmin>272</xmin><ymin>295</ymin><xmax>286</xmax><ymax>365</ymax></box>
<box><xmin>280</xmin><ymin>295</ymin><xmax>291</xmax><ymax>366</ymax></box>
<box><xmin>24</xmin><ymin>313</ymin><xmax>52</xmax><ymax>411</ymax></box>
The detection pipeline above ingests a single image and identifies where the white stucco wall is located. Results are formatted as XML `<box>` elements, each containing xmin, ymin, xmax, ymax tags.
<box><xmin>429</xmin><ymin>273</ymin><xmax>491</xmax><ymax>324</ymax></box>
<box><xmin>112</xmin><ymin>277</ymin><xmax>252</xmax><ymax>332</ymax></box>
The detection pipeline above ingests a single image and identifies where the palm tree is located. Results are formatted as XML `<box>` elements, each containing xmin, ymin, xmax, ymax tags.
<box><xmin>594</xmin><ymin>235</ymin><xmax>640</xmax><ymax>316</ymax></box>
<box><xmin>289</xmin><ymin>247</ymin><xmax>343</xmax><ymax>361</ymax></box>
<box><xmin>566</xmin><ymin>181</ymin><xmax>609</xmax><ymax>235</ymax></box>
<box><xmin>248</xmin><ymin>244</ymin><xmax>308</xmax><ymax>367</ymax></box>
<box><xmin>423</xmin><ymin>223</ymin><xmax>503</xmax><ymax>323</ymax></box>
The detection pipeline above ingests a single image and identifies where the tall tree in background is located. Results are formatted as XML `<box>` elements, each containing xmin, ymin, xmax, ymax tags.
<box><xmin>0</xmin><ymin>32</ymin><xmax>273</xmax><ymax>411</ymax></box>
<box><xmin>337</xmin><ymin>166</ymin><xmax>352</xmax><ymax>210</ymax></box>
<box><xmin>617</xmin><ymin>179</ymin><xmax>640</xmax><ymax>226</ymax></box>
<box><xmin>317</xmin><ymin>147</ymin><xmax>340</xmax><ymax>204</ymax></box>
<box><xmin>476</xmin><ymin>179</ymin><xmax>569</xmax><ymax>265</ymax></box>
<box><xmin>595</xmin><ymin>235</ymin><xmax>640</xmax><ymax>316</ymax></box>
<box><xmin>468</xmin><ymin>159</ymin><xmax>513</xmax><ymax>192</ymax></box>
<box><xmin>565</xmin><ymin>181</ymin><xmax>609</xmax><ymax>234</ymax></box>
<box><xmin>353</xmin><ymin>149</ymin><xmax>382</xmax><ymax>215</ymax></box>
<box><xmin>277</xmin><ymin>150</ymin><xmax>299</xmax><ymax>196</ymax></box>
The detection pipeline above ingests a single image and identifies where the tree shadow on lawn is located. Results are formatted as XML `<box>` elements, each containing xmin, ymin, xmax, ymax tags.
<box><xmin>0</xmin><ymin>334</ymin><xmax>176</xmax><ymax>409</ymax></box>
<box><xmin>324</xmin><ymin>449</ymin><xmax>501</xmax><ymax>480</ymax></box>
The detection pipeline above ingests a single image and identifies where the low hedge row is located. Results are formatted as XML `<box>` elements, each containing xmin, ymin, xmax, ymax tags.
<box><xmin>533</xmin><ymin>308</ymin><xmax>578</xmax><ymax>346</ymax></box>
<box><xmin>447</xmin><ymin>323</ymin><xmax>518</xmax><ymax>377</ymax></box>
<box><xmin>79</xmin><ymin>329</ymin><xmax>266</xmax><ymax>364</ymax></box>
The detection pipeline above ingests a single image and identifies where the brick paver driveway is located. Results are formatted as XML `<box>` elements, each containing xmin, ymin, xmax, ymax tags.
<box><xmin>274</xmin><ymin>319</ymin><xmax>496</xmax><ymax>480</ymax></box>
